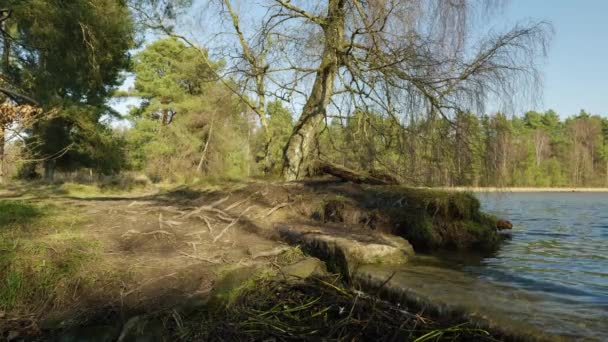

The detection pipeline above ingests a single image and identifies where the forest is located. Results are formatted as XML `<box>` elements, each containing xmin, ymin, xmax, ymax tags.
<box><xmin>5</xmin><ymin>0</ymin><xmax>592</xmax><ymax>189</ymax></box>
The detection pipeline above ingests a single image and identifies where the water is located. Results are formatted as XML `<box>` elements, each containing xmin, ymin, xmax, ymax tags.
<box><xmin>471</xmin><ymin>192</ymin><xmax>608</xmax><ymax>340</ymax></box>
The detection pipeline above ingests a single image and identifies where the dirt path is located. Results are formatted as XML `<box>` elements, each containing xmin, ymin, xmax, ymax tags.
<box><xmin>28</xmin><ymin>184</ymin><xmax>295</xmax><ymax>328</ymax></box>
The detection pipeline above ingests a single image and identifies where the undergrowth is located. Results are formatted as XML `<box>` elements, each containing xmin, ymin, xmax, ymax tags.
<box><xmin>172</xmin><ymin>276</ymin><xmax>497</xmax><ymax>341</ymax></box>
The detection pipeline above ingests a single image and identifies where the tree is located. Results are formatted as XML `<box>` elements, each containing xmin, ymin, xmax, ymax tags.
<box><xmin>0</xmin><ymin>0</ymin><xmax>135</xmax><ymax>180</ymax></box>
<box><xmin>132</xmin><ymin>38</ymin><xmax>220</xmax><ymax>125</ymax></box>
<box><xmin>127</xmin><ymin>37</ymin><xmax>254</xmax><ymax>180</ymax></box>
<box><xmin>134</xmin><ymin>0</ymin><xmax>551</xmax><ymax>181</ymax></box>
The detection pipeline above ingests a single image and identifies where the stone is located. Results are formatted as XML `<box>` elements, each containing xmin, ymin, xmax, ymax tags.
<box><xmin>277</xmin><ymin>223</ymin><xmax>410</xmax><ymax>277</ymax></box>
<box><xmin>280</xmin><ymin>257</ymin><xmax>327</xmax><ymax>280</ymax></box>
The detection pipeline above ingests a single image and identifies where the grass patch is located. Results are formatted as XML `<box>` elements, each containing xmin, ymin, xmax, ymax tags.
<box><xmin>0</xmin><ymin>200</ymin><xmax>42</xmax><ymax>226</ymax></box>
<box><xmin>0</xmin><ymin>200</ymin><xmax>102</xmax><ymax>319</ymax></box>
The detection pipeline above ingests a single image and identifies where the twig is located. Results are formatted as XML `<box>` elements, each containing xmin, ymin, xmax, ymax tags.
<box><xmin>212</xmin><ymin>205</ymin><xmax>254</xmax><ymax>243</ymax></box>
<box><xmin>250</xmin><ymin>246</ymin><xmax>291</xmax><ymax>259</ymax></box>
<box><xmin>262</xmin><ymin>202</ymin><xmax>292</xmax><ymax>218</ymax></box>
<box><xmin>210</xmin><ymin>195</ymin><xmax>231</xmax><ymax>207</ymax></box>
<box><xmin>186</xmin><ymin>241</ymin><xmax>200</xmax><ymax>252</ymax></box>
<box><xmin>215</xmin><ymin>213</ymin><xmax>233</xmax><ymax>222</ymax></box>
<box><xmin>197</xmin><ymin>215</ymin><xmax>214</xmax><ymax>233</ymax></box>
<box><xmin>212</xmin><ymin>218</ymin><xmax>241</xmax><ymax>243</ymax></box>
<box><xmin>141</xmin><ymin>230</ymin><xmax>174</xmax><ymax>236</ymax></box>
<box><xmin>161</xmin><ymin>206</ymin><xmax>187</xmax><ymax>215</ymax></box>
<box><xmin>185</xmin><ymin>230</ymin><xmax>208</xmax><ymax>237</ymax></box>
<box><xmin>224</xmin><ymin>191</ymin><xmax>261</xmax><ymax>211</ymax></box>
<box><xmin>121</xmin><ymin>229</ymin><xmax>174</xmax><ymax>238</ymax></box>
<box><xmin>178</xmin><ymin>251</ymin><xmax>220</xmax><ymax>264</ymax></box>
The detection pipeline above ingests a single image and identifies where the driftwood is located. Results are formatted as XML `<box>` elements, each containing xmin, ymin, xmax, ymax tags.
<box><xmin>314</xmin><ymin>161</ymin><xmax>399</xmax><ymax>185</ymax></box>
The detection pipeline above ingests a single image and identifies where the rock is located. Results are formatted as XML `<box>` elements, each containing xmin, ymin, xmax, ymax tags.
<box><xmin>377</xmin><ymin>233</ymin><xmax>415</xmax><ymax>256</ymax></box>
<box><xmin>496</xmin><ymin>219</ymin><xmax>513</xmax><ymax>230</ymax></box>
<box><xmin>277</xmin><ymin>223</ymin><xmax>410</xmax><ymax>278</ymax></box>
<box><xmin>280</xmin><ymin>257</ymin><xmax>327</xmax><ymax>280</ymax></box>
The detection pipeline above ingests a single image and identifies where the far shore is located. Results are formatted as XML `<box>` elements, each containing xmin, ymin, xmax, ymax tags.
<box><xmin>439</xmin><ymin>187</ymin><xmax>608</xmax><ymax>193</ymax></box>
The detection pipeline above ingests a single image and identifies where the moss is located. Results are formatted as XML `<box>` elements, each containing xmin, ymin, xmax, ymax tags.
<box><xmin>357</xmin><ymin>186</ymin><xmax>501</xmax><ymax>253</ymax></box>
<box><xmin>209</xmin><ymin>266</ymin><xmax>277</xmax><ymax>307</ymax></box>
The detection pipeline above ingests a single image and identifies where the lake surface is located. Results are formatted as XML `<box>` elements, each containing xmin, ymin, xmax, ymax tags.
<box><xmin>471</xmin><ymin>192</ymin><xmax>608</xmax><ymax>340</ymax></box>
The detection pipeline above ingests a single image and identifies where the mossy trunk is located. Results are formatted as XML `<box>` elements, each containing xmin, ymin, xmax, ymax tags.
<box><xmin>282</xmin><ymin>0</ymin><xmax>345</xmax><ymax>181</ymax></box>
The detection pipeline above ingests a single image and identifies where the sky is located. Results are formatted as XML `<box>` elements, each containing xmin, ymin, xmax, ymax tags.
<box><xmin>501</xmin><ymin>0</ymin><xmax>608</xmax><ymax>117</ymax></box>
<box><xmin>111</xmin><ymin>0</ymin><xmax>608</xmax><ymax>120</ymax></box>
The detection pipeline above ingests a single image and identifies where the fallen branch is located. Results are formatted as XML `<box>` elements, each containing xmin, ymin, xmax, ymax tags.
<box><xmin>314</xmin><ymin>160</ymin><xmax>399</xmax><ymax>185</ymax></box>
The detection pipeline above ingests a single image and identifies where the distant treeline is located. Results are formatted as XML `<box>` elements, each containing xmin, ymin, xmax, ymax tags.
<box><xmin>320</xmin><ymin>110</ymin><xmax>608</xmax><ymax>187</ymax></box>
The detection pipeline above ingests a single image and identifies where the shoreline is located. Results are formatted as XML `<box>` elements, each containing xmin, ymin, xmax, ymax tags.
<box><xmin>439</xmin><ymin>186</ymin><xmax>608</xmax><ymax>193</ymax></box>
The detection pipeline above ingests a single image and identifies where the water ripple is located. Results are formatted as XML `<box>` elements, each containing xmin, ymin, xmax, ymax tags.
<box><xmin>473</xmin><ymin>192</ymin><xmax>608</xmax><ymax>339</ymax></box>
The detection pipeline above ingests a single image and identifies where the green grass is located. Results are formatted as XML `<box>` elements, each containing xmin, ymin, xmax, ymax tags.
<box><xmin>0</xmin><ymin>200</ymin><xmax>100</xmax><ymax>315</ymax></box>
<box><xmin>0</xmin><ymin>200</ymin><xmax>42</xmax><ymax>226</ymax></box>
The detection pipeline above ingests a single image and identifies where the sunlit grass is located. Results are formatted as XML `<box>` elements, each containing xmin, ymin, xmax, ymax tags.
<box><xmin>0</xmin><ymin>200</ymin><xmax>102</xmax><ymax>315</ymax></box>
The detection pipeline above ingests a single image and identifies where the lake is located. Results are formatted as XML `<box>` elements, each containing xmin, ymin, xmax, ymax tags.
<box><xmin>473</xmin><ymin>192</ymin><xmax>608</xmax><ymax>340</ymax></box>
<box><xmin>377</xmin><ymin>192</ymin><xmax>608</xmax><ymax>340</ymax></box>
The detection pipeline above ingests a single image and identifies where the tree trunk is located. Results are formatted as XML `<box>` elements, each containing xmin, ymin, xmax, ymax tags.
<box><xmin>282</xmin><ymin>0</ymin><xmax>345</xmax><ymax>181</ymax></box>
<box><xmin>0</xmin><ymin>125</ymin><xmax>4</xmax><ymax>184</ymax></box>
<box><xmin>315</xmin><ymin>160</ymin><xmax>399</xmax><ymax>185</ymax></box>
<box><xmin>44</xmin><ymin>160</ymin><xmax>56</xmax><ymax>182</ymax></box>
<box><xmin>197</xmin><ymin>119</ymin><xmax>214</xmax><ymax>173</ymax></box>
<box><xmin>1</xmin><ymin>17</ymin><xmax>9</xmax><ymax>184</ymax></box>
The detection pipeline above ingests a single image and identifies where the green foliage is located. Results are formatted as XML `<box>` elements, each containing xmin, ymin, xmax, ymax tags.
<box><xmin>126</xmin><ymin>38</ymin><xmax>253</xmax><ymax>181</ymax></box>
<box><xmin>2</xmin><ymin>0</ymin><xmax>135</xmax><ymax>178</ymax></box>
<box><xmin>319</xmin><ymin>109</ymin><xmax>608</xmax><ymax>188</ymax></box>
<box><xmin>5</xmin><ymin>0</ymin><xmax>134</xmax><ymax>104</ymax></box>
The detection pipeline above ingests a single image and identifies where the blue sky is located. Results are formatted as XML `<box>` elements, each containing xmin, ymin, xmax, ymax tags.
<box><xmin>502</xmin><ymin>0</ymin><xmax>608</xmax><ymax>117</ymax></box>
